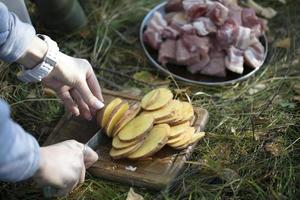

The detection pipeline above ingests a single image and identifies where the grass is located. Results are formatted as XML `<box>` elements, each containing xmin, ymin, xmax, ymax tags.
<box><xmin>0</xmin><ymin>0</ymin><xmax>299</xmax><ymax>199</ymax></box>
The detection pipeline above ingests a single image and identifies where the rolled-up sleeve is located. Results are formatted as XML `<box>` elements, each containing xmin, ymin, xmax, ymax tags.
<box><xmin>0</xmin><ymin>99</ymin><xmax>40</xmax><ymax>182</ymax></box>
<box><xmin>0</xmin><ymin>2</ymin><xmax>35</xmax><ymax>63</ymax></box>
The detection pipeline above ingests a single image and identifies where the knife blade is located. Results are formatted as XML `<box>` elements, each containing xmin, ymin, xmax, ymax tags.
<box><xmin>86</xmin><ymin>128</ymin><xmax>105</xmax><ymax>150</ymax></box>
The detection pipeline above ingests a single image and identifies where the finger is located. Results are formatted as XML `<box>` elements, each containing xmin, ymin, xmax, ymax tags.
<box><xmin>74</xmin><ymin>80</ymin><xmax>104</xmax><ymax>111</ymax></box>
<box><xmin>56</xmin><ymin>90</ymin><xmax>80</xmax><ymax>116</ymax></box>
<box><xmin>70</xmin><ymin>89</ymin><xmax>92</xmax><ymax>120</ymax></box>
<box><xmin>83</xmin><ymin>146</ymin><xmax>99</xmax><ymax>168</ymax></box>
<box><xmin>79</xmin><ymin>166</ymin><xmax>86</xmax><ymax>184</ymax></box>
<box><xmin>87</xmin><ymin>72</ymin><xmax>104</xmax><ymax>102</ymax></box>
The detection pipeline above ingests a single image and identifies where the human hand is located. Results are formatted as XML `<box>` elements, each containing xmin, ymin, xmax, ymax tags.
<box><xmin>42</xmin><ymin>52</ymin><xmax>104</xmax><ymax>120</ymax></box>
<box><xmin>33</xmin><ymin>140</ymin><xmax>98</xmax><ymax>197</ymax></box>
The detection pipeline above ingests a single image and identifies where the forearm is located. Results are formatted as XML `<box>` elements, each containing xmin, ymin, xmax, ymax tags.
<box><xmin>0</xmin><ymin>100</ymin><xmax>40</xmax><ymax>182</ymax></box>
<box><xmin>0</xmin><ymin>2</ymin><xmax>36</xmax><ymax>64</ymax></box>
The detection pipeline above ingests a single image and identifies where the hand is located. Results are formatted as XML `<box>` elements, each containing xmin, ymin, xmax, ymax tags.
<box><xmin>42</xmin><ymin>52</ymin><xmax>104</xmax><ymax>120</ymax></box>
<box><xmin>33</xmin><ymin>140</ymin><xmax>98</xmax><ymax>197</ymax></box>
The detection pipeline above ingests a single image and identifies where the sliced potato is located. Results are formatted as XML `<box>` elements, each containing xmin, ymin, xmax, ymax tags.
<box><xmin>98</xmin><ymin>98</ymin><xmax>122</xmax><ymax>128</ymax></box>
<box><xmin>154</xmin><ymin>100</ymin><xmax>182</xmax><ymax>124</ymax></box>
<box><xmin>110</xmin><ymin>141</ymin><xmax>143</xmax><ymax>159</ymax></box>
<box><xmin>141</xmin><ymin>89</ymin><xmax>160</xmax><ymax>109</ymax></box>
<box><xmin>105</xmin><ymin>102</ymin><xmax>129</xmax><ymax>137</ymax></box>
<box><xmin>141</xmin><ymin>88</ymin><xmax>173</xmax><ymax>110</ymax></box>
<box><xmin>169</xmin><ymin>122</ymin><xmax>190</xmax><ymax>139</ymax></box>
<box><xmin>127</xmin><ymin>124</ymin><xmax>170</xmax><ymax>159</ymax></box>
<box><xmin>112</xmin><ymin>103</ymin><xmax>141</xmax><ymax>136</ymax></box>
<box><xmin>179</xmin><ymin>102</ymin><xmax>194</xmax><ymax>122</ymax></box>
<box><xmin>118</xmin><ymin>114</ymin><xmax>154</xmax><ymax>142</ymax></box>
<box><xmin>112</xmin><ymin>135</ymin><xmax>143</xmax><ymax>150</ymax></box>
<box><xmin>169</xmin><ymin>127</ymin><xmax>194</xmax><ymax>148</ymax></box>
<box><xmin>141</xmin><ymin>100</ymin><xmax>176</xmax><ymax>121</ymax></box>
<box><xmin>167</xmin><ymin>131</ymin><xmax>186</xmax><ymax>145</ymax></box>
<box><xmin>190</xmin><ymin>132</ymin><xmax>205</xmax><ymax>144</ymax></box>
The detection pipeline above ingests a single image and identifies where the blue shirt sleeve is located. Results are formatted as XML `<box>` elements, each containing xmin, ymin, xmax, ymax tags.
<box><xmin>0</xmin><ymin>99</ymin><xmax>40</xmax><ymax>182</ymax></box>
<box><xmin>0</xmin><ymin>2</ymin><xmax>36</xmax><ymax>63</ymax></box>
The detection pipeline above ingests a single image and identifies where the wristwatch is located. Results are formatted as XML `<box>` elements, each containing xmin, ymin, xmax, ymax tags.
<box><xmin>18</xmin><ymin>34</ymin><xmax>60</xmax><ymax>83</ymax></box>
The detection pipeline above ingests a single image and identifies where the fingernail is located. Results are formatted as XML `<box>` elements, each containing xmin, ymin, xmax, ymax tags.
<box><xmin>94</xmin><ymin>100</ymin><xmax>104</xmax><ymax>110</ymax></box>
<box><xmin>74</xmin><ymin>108</ymin><xmax>80</xmax><ymax>116</ymax></box>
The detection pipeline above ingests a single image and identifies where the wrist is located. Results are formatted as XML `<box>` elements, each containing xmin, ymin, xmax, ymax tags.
<box><xmin>17</xmin><ymin>36</ymin><xmax>48</xmax><ymax>69</ymax></box>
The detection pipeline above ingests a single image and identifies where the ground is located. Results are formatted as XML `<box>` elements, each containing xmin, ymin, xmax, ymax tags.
<box><xmin>0</xmin><ymin>0</ymin><xmax>299</xmax><ymax>199</ymax></box>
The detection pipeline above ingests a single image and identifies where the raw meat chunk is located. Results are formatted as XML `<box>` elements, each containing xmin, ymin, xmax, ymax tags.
<box><xmin>232</xmin><ymin>26</ymin><xmax>252</xmax><ymax>50</ymax></box>
<box><xmin>182</xmin><ymin>0</ymin><xmax>212</xmax><ymax>19</ymax></box>
<box><xmin>144</xmin><ymin>29</ymin><xmax>162</xmax><ymax>50</ymax></box>
<box><xmin>225</xmin><ymin>45</ymin><xmax>244</xmax><ymax>74</ymax></box>
<box><xmin>162</xmin><ymin>26</ymin><xmax>180</xmax><ymax>39</ymax></box>
<box><xmin>166</xmin><ymin>0</ymin><xmax>184</xmax><ymax>12</ymax></box>
<box><xmin>242</xmin><ymin>8</ymin><xmax>264</xmax><ymax>37</ymax></box>
<box><xmin>158</xmin><ymin>39</ymin><xmax>177</xmax><ymax>65</ymax></box>
<box><xmin>216</xmin><ymin>18</ymin><xmax>237</xmax><ymax>48</ymax></box>
<box><xmin>193</xmin><ymin>17</ymin><xmax>217</xmax><ymax>36</ymax></box>
<box><xmin>148</xmin><ymin>12</ymin><xmax>167</xmax><ymax>33</ymax></box>
<box><xmin>201</xmin><ymin>50</ymin><xmax>227</xmax><ymax>77</ymax></box>
<box><xmin>206</xmin><ymin>2</ymin><xmax>229</xmax><ymax>26</ymax></box>
<box><xmin>176</xmin><ymin>39</ymin><xmax>200</xmax><ymax>65</ymax></box>
<box><xmin>244</xmin><ymin>38</ymin><xmax>265</xmax><ymax>68</ymax></box>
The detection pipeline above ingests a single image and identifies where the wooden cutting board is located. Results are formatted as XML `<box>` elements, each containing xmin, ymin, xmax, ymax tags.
<box><xmin>44</xmin><ymin>89</ymin><xmax>209</xmax><ymax>190</ymax></box>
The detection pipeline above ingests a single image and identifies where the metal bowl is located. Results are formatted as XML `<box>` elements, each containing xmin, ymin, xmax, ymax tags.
<box><xmin>140</xmin><ymin>2</ymin><xmax>268</xmax><ymax>86</ymax></box>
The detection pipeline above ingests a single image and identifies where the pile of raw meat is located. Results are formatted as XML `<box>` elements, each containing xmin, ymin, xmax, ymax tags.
<box><xmin>143</xmin><ymin>0</ymin><xmax>267</xmax><ymax>77</ymax></box>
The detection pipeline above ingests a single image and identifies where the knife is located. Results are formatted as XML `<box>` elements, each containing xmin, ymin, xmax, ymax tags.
<box><xmin>43</xmin><ymin>128</ymin><xmax>105</xmax><ymax>198</ymax></box>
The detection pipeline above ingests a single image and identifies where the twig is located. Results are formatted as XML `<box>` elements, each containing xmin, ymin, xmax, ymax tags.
<box><xmin>96</xmin><ymin>76</ymin><xmax>123</xmax><ymax>90</ymax></box>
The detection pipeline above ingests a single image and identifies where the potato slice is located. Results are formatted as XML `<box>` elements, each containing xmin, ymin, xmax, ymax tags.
<box><xmin>141</xmin><ymin>100</ymin><xmax>177</xmax><ymax>121</ymax></box>
<box><xmin>168</xmin><ymin>127</ymin><xmax>194</xmax><ymax>147</ymax></box>
<box><xmin>127</xmin><ymin>124</ymin><xmax>170</xmax><ymax>159</ymax></box>
<box><xmin>112</xmin><ymin>103</ymin><xmax>141</xmax><ymax>136</ymax></box>
<box><xmin>110</xmin><ymin>141</ymin><xmax>143</xmax><ymax>159</ymax></box>
<box><xmin>141</xmin><ymin>89</ymin><xmax>160</xmax><ymax>109</ymax></box>
<box><xmin>167</xmin><ymin>131</ymin><xmax>186</xmax><ymax>145</ymax></box>
<box><xmin>179</xmin><ymin>102</ymin><xmax>194</xmax><ymax>122</ymax></box>
<box><xmin>190</xmin><ymin>132</ymin><xmax>205</xmax><ymax>144</ymax></box>
<box><xmin>169</xmin><ymin>122</ymin><xmax>190</xmax><ymax>139</ymax></box>
<box><xmin>112</xmin><ymin>135</ymin><xmax>143</xmax><ymax>150</ymax></box>
<box><xmin>141</xmin><ymin>88</ymin><xmax>173</xmax><ymax>110</ymax></box>
<box><xmin>105</xmin><ymin>102</ymin><xmax>129</xmax><ymax>137</ymax></box>
<box><xmin>97</xmin><ymin>98</ymin><xmax>122</xmax><ymax>128</ymax></box>
<box><xmin>154</xmin><ymin>100</ymin><xmax>182</xmax><ymax>124</ymax></box>
<box><xmin>118</xmin><ymin>114</ymin><xmax>154</xmax><ymax>142</ymax></box>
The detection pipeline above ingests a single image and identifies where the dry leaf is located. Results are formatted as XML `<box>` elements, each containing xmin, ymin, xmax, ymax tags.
<box><xmin>248</xmin><ymin>83</ymin><xmax>266</xmax><ymax>95</ymax></box>
<box><xmin>264</xmin><ymin>137</ymin><xmax>284</xmax><ymax>157</ymax></box>
<box><xmin>293</xmin><ymin>84</ymin><xmax>300</xmax><ymax>95</ymax></box>
<box><xmin>293</xmin><ymin>96</ymin><xmax>300</xmax><ymax>102</ymax></box>
<box><xmin>126</xmin><ymin>188</ymin><xmax>144</xmax><ymax>200</ymax></box>
<box><xmin>275</xmin><ymin>38</ymin><xmax>291</xmax><ymax>49</ymax></box>
<box><xmin>43</xmin><ymin>88</ymin><xmax>56</xmax><ymax>97</ymax></box>
<box><xmin>278</xmin><ymin>0</ymin><xmax>286</xmax><ymax>4</ymax></box>
<box><xmin>242</xmin><ymin>0</ymin><xmax>277</xmax><ymax>19</ymax></box>
<box><xmin>254</xmin><ymin>131</ymin><xmax>269</xmax><ymax>141</ymax></box>
<box><xmin>122</xmin><ymin>87</ymin><xmax>142</xmax><ymax>97</ymax></box>
<box><xmin>219</xmin><ymin>168</ymin><xmax>240</xmax><ymax>182</ymax></box>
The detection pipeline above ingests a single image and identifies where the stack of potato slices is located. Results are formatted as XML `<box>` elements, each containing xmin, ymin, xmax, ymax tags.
<box><xmin>97</xmin><ymin>88</ymin><xmax>205</xmax><ymax>159</ymax></box>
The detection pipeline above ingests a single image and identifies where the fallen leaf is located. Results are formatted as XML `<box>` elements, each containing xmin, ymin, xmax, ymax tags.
<box><xmin>126</xmin><ymin>188</ymin><xmax>144</xmax><ymax>200</ymax></box>
<box><xmin>264</xmin><ymin>137</ymin><xmax>285</xmax><ymax>157</ymax></box>
<box><xmin>122</xmin><ymin>87</ymin><xmax>142</xmax><ymax>97</ymax></box>
<box><xmin>248</xmin><ymin>83</ymin><xmax>266</xmax><ymax>95</ymax></box>
<box><xmin>133</xmin><ymin>71</ymin><xmax>170</xmax><ymax>86</ymax></box>
<box><xmin>293</xmin><ymin>96</ymin><xmax>300</xmax><ymax>102</ymax></box>
<box><xmin>218</xmin><ymin>168</ymin><xmax>240</xmax><ymax>182</ymax></box>
<box><xmin>278</xmin><ymin>0</ymin><xmax>286</xmax><ymax>4</ymax></box>
<box><xmin>279</xmin><ymin>100</ymin><xmax>296</xmax><ymax>109</ymax></box>
<box><xmin>242</xmin><ymin>0</ymin><xmax>277</xmax><ymax>19</ymax></box>
<box><xmin>293</xmin><ymin>84</ymin><xmax>300</xmax><ymax>95</ymax></box>
<box><xmin>43</xmin><ymin>88</ymin><xmax>56</xmax><ymax>97</ymax></box>
<box><xmin>254</xmin><ymin>131</ymin><xmax>269</xmax><ymax>141</ymax></box>
<box><xmin>275</xmin><ymin>38</ymin><xmax>291</xmax><ymax>49</ymax></box>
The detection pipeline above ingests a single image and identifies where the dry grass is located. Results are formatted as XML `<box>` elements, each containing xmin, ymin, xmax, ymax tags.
<box><xmin>0</xmin><ymin>0</ymin><xmax>299</xmax><ymax>199</ymax></box>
